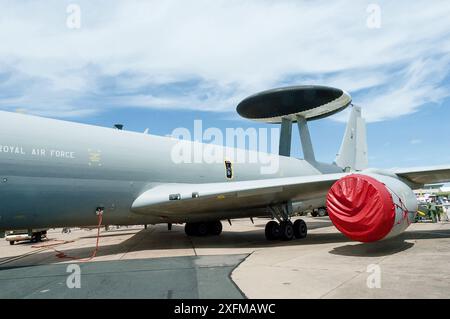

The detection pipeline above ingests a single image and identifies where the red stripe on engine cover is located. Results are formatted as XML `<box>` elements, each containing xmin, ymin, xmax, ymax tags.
<box><xmin>326</xmin><ymin>174</ymin><xmax>395</xmax><ymax>242</ymax></box>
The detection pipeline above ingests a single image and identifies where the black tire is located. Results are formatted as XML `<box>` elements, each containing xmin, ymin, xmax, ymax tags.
<box><xmin>265</xmin><ymin>221</ymin><xmax>280</xmax><ymax>240</ymax></box>
<box><xmin>280</xmin><ymin>221</ymin><xmax>294</xmax><ymax>241</ymax></box>
<box><xmin>208</xmin><ymin>221</ymin><xmax>223</xmax><ymax>236</ymax></box>
<box><xmin>318</xmin><ymin>208</ymin><xmax>327</xmax><ymax>217</ymax></box>
<box><xmin>293</xmin><ymin>219</ymin><xmax>307</xmax><ymax>239</ymax></box>
<box><xmin>185</xmin><ymin>223</ymin><xmax>195</xmax><ymax>236</ymax></box>
<box><xmin>311</xmin><ymin>211</ymin><xmax>318</xmax><ymax>217</ymax></box>
<box><xmin>9</xmin><ymin>241</ymin><xmax>14</xmax><ymax>245</ymax></box>
<box><xmin>196</xmin><ymin>222</ymin><xmax>209</xmax><ymax>236</ymax></box>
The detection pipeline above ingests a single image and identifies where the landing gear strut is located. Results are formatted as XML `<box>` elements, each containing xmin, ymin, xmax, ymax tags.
<box><xmin>265</xmin><ymin>202</ymin><xmax>308</xmax><ymax>241</ymax></box>
<box><xmin>185</xmin><ymin>221</ymin><xmax>223</xmax><ymax>237</ymax></box>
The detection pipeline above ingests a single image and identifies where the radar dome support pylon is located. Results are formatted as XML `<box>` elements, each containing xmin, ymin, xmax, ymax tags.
<box><xmin>278</xmin><ymin>116</ymin><xmax>316</xmax><ymax>164</ymax></box>
<box><xmin>279</xmin><ymin>117</ymin><xmax>292</xmax><ymax>157</ymax></box>
<box><xmin>296</xmin><ymin>115</ymin><xmax>316</xmax><ymax>163</ymax></box>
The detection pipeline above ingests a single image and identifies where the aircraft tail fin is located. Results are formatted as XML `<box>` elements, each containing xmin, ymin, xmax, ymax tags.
<box><xmin>334</xmin><ymin>105</ymin><xmax>368</xmax><ymax>171</ymax></box>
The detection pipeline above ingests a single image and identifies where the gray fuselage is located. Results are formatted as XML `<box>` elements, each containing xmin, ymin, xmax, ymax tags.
<box><xmin>0</xmin><ymin>111</ymin><xmax>341</xmax><ymax>230</ymax></box>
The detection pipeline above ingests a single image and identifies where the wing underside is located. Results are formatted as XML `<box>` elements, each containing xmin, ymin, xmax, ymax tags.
<box><xmin>131</xmin><ymin>173</ymin><xmax>346</xmax><ymax>219</ymax></box>
<box><xmin>394</xmin><ymin>165</ymin><xmax>450</xmax><ymax>186</ymax></box>
<box><xmin>131</xmin><ymin>164</ymin><xmax>450</xmax><ymax>222</ymax></box>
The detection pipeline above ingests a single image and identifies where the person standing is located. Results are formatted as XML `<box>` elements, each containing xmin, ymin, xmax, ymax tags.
<box><xmin>443</xmin><ymin>203</ymin><xmax>450</xmax><ymax>222</ymax></box>
<box><xmin>428</xmin><ymin>200</ymin><xmax>438</xmax><ymax>223</ymax></box>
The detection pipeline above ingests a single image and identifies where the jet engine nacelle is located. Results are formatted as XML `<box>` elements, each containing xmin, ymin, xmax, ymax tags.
<box><xmin>326</xmin><ymin>173</ymin><xmax>417</xmax><ymax>242</ymax></box>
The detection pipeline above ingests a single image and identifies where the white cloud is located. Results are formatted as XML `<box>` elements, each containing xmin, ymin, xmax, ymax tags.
<box><xmin>0</xmin><ymin>0</ymin><xmax>449</xmax><ymax>120</ymax></box>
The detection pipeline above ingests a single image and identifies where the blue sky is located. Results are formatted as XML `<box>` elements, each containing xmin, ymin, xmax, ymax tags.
<box><xmin>0</xmin><ymin>0</ymin><xmax>449</xmax><ymax>169</ymax></box>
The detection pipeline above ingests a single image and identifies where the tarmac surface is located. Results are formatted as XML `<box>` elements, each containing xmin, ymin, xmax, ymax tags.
<box><xmin>1</xmin><ymin>217</ymin><xmax>450</xmax><ymax>299</ymax></box>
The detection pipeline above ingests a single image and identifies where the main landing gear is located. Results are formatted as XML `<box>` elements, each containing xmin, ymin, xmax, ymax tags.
<box><xmin>265</xmin><ymin>202</ymin><xmax>308</xmax><ymax>241</ymax></box>
<box><xmin>185</xmin><ymin>221</ymin><xmax>223</xmax><ymax>237</ymax></box>
<box><xmin>265</xmin><ymin>219</ymin><xmax>307</xmax><ymax>241</ymax></box>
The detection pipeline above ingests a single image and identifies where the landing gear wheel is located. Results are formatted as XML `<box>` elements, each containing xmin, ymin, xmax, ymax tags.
<box><xmin>31</xmin><ymin>234</ymin><xmax>40</xmax><ymax>243</ymax></box>
<box><xmin>293</xmin><ymin>219</ymin><xmax>307</xmax><ymax>239</ymax></box>
<box><xmin>318</xmin><ymin>208</ymin><xmax>327</xmax><ymax>217</ymax></box>
<box><xmin>280</xmin><ymin>221</ymin><xmax>294</xmax><ymax>241</ymax></box>
<box><xmin>186</xmin><ymin>221</ymin><xmax>222</xmax><ymax>237</ymax></box>
<box><xmin>196</xmin><ymin>222</ymin><xmax>209</xmax><ymax>236</ymax></box>
<box><xmin>9</xmin><ymin>241</ymin><xmax>14</xmax><ymax>245</ymax></box>
<box><xmin>185</xmin><ymin>223</ymin><xmax>196</xmax><ymax>236</ymax></box>
<box><xmin>265</xmin><ymin>221</ymin><xmax>281</xmax><ymax>240</ymax></box>
<box><xmin>208</xmin><ymin>221</ymin><xmax>223</xmax><ymax>236</ymax></box>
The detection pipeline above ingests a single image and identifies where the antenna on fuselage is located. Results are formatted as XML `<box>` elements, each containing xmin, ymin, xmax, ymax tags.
<box><xmin>236</xmin><ymin>85</ymin><xmax>352</xmax><ymax>162</ymax></box>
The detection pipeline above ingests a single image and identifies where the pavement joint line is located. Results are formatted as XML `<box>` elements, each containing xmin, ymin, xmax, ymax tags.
<box><xmin>318</xmin><ymin>249</ymin><xmax>394</xmax><ymax>299</ymax></box>
<box><xmin>118</xmin><ymin>228</ymin><xmax>154</xmax><ymax>260</ymax></box>
<box><xmin>3</xmin><ymin>220</ymin><xmax>450</xmax><ymax>298</ymax></box>
<box><xmin>270</xmin><ymin>251</ymin><xmax>324</xmax><ymax>267</ymax></box>
<box><xmin>21</xmin><ymin>275</ymin><xmax>65</xmax><ymax>300</ymax></box>
<box><xmin>243</xmin><ymin>263</ymin><xmax>353</xmax><ymax>272</ymax></box>
<box><xmin>7</xmin><ymin>259</ymin><xmax>450</xmax><ymax>284</ymax></box>
<box><xmin>318</xmin><ymin>269</ymin><xmax>367</xmax><ymax>299</ymax></box>
<box><xmin>0</xmin><ymin>228</ymin><xmax>144</xmax><ymax>267</ymax></box>
<box><xmin>0</xmin><ymin>264</ymin><xmax>238</xmax><ymax>281</ymax></box>
<box><xmin>229</xmin><ymin>252</ymin><xmax>253</xmax><ymax>299</ymax></box>
<box><xmin>188</xmin><ymin>236</ymin><xmax>198</xmax><ymax>257</ymax></box>
<box><xmin>0</xmin><ymin>247</ymin><xmax>48</xmax><ymax>266</ymax></box>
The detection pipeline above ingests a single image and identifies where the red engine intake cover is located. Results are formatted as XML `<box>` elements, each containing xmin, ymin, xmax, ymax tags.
<box><xmin>326</xmin><ymin>174</ymin><xmax>395</xmax><ymax>242</ymax></box>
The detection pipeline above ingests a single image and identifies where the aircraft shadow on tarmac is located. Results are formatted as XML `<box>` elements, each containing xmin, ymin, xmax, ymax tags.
<box><xmin>2</xmin><ymin>224</ymin><xmax>450</xmax><ymax>268</ymax></box>
<box><xmin>329</xmin><ymin>240</ymin><xmax>415</xmax><ymax>257</ymax></box>
<box><xmin>329</xmin><ymin>229</ymin><xmax>450</xmax><ymax>257</ymax></box>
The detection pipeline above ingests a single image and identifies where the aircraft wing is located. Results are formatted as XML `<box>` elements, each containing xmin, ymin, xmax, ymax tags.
<box><xmin>131</xmin><ymin>173</ymin><xmax>346</xmax><ymax>216</ymax></box>
<box><xmin>394</xmin><ymin>165</ymin><xmax>450</xmax><ymax>185</ymax></box>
